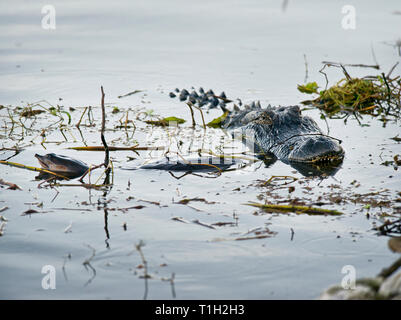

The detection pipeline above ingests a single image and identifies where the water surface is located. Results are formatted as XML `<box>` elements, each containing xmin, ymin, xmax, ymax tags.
<box><xmin>0</xmin><ymin>0</ymin><xmax>400</xmax><ymax>299</ymax></box>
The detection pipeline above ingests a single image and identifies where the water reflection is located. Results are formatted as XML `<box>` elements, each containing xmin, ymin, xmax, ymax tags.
<box><xmin>139</xmin><ymin>153</ymin><xmax>343</xmax><ymax>178</ymax></box>
<box><xmin>35</xmin><ymin>171</ymin><xmax>83</xmax><ymax>180</ymax></box>
<box><xmin>287</xmin><ymin>160</ymin><xmax>343</xmax><ymax>177</ymax></box>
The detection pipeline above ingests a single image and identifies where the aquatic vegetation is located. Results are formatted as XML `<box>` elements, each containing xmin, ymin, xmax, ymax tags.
<box><xmin>381</xmin><ymin>154</ymin><xmax>401</xmax><ymax>169</ymax></box>
<box><xmin>145</xmin><ymin>116</ymin><xmax>186</xmax><ymax>126</ymax></box>
<box><xmin>69</xmin><ymin>145</ymin><xmax>163</xmax><ymax>152</ymax></box>
<box><xmin>117</xmin><ymin>89</ymin><xmax>143</xmax><ymax>99</ymax></box>
<box><xmin>19</xmin><ymin>108</ymin><xmax>46</xmax><ymax>118</ymax></box>
<box><xmin>234</xmin><ymin>226</ymin><xmax>277</xmax><ymax>241</ymax></box>
<box><xmin>206</xmin><ymin>111</ymin><xmax>229</xmax><ymax>128</ymax></box>
<box><xmin>246</xmin><ymin>202</ymin><xmax>343</xmax><ymax>216</ymax></box>
<box><xmin>298</xmin><ymin>63</ymin><xmax>401</xmax><ymax>121</ymax></box>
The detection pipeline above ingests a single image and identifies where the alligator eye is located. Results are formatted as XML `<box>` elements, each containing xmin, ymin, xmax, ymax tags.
<box><xmin>254</xmin><ymin>113</ymin><xmax>272</xmax><ymax>125</ymax></box>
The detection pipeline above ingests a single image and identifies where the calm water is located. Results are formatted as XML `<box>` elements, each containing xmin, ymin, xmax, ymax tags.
<box><xmin>0</xmin><ymin>0</ymin><xmax>400</xmax><ymax>299</ymax></box>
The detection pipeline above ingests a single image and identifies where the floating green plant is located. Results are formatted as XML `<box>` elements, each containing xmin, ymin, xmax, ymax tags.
<box><xmin>206</xmin><ymin>111</ymin><xmax>229</xmax><ymax>128</ymax></box>
<box><xmin>145</xmin><ymin>116</ymin><xmax>186</xmax><ymax>126</ymax></box>
<box><xmin>298</xmin><ymin>64</ymin><xmax>401</xmax><ymax>120</ymax></box>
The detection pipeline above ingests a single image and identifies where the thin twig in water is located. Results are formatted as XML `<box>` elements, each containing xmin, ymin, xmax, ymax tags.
<box><xmin>303</xmin><ymin>54</ymin><xmax>309</xmax><ymax>83</ymax></box>
<box><xmin>186</xmin><ymin>102</ymin><xmax>196</xmax><ymax>128</ymax></box>
<box><xmin>104</xmin><ymin>208</ymin><xmax>110</xmax><ymax>248</ymax></box>
<box><xmin>193</xmin><ymin>105</ymin><xmax>206</xmax><ymax>130</ymax></box>
<box><xmin>0</xmin><ymin>222</ymin><xmax>6</xmax><ymax>236</ymax></box>
<box><xmin>378</xmin><ymin>256</ymin><xmax>401</xmax><ymax>279</ymax></box>
<box><xmin>371</xmin><ymin>44</ymin><xmax>380</xmax><ymax>68</ymax></box>
<box><xmin>76</xmin><ymin>106</ymin><xmax>88</xmax><ymax>128</ymax></box>
<box><xmin>387</xmin><ymin>62</ymin><xmax>399</xmax><ymax>78</ymax></box>
<box><xmin>69</xmin><ymin>145</ymin><xmax>164</xmax><ymax>151</ymax></box>
<box><xmin>0</xmin><ymin>207</ymin><xmax>9</xmax><ymax>213</ymax></box>
<box><xmin>322</xmin><ymin>61</ymin><xmax>380</xmax><ymax>70</ymax></box>
<box><xmin>381</xmin><ymin>72</ymin><xmax>393</xmax><ymax>113</ymax></box>
<box><xmin>135</xmin><ymin>240</ymin><xmax>150</xmax><ymax>300</ymax></box>
<box><xmin>192</xmin><ymin>219</ymin><xmax>216</xmax><ymax>229</ymax></box>
<box><xmin>319</xmin><ymin>63</ymin><xmax>330</xmax><ymax>90</ymax></box>
<box><xmin>0</xmin><ymin>178</ymin><xmax>21</xmax><ymax>190</ymax></box>
<box><xmin>78</xmin><ymin>163</ymin><xmax>104</xmax><ymax>183</ymax></box>
<box><xmin>263</xmin><ymin>175</ymin><xmax>298</xmax><ymax>186</ymax></box>
<box><xmin>100</xmin><ymin>86</ymin><xmax>110</xmax><ymax>171</ymax></box>
<box><xmin>0</xmin><ymin>160</ymin><xmax>70</xmax><ymax>180</ymax></box>
<box><xmin>62</xmin><ymin>253</ymin><xmax>71</xmax><ymax>282</ymax></box>
<box><xmin>82</xmin><ymin>244</ymin><xmax>96</xmax><ymax>287</ymax></box>
<box><xmin>161</xmin><ymin>273</ymin><xmax>176</xmax><ymax>299</ymax></box>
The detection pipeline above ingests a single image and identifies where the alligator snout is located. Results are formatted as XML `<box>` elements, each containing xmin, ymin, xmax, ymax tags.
<box><xmin>288</xmin><ymin>135</ymin><xmax>344</xmax><ymax>163</ymax></box>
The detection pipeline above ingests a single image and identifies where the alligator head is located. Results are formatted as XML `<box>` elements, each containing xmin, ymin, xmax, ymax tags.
<box><xmin>223</xmin><ymin>105</ymin><xmax>344</xmax><ymax>164</ymax></box>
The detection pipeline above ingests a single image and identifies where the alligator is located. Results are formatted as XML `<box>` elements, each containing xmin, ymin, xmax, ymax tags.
<box><xmin>164</xmin><ymin>88</ymin><xmax>345</xmax><ymax>168</ymax></box>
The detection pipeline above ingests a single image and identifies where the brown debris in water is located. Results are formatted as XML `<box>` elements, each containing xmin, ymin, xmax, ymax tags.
<box><xmin>0</xmin><ymin>178</ymin><xmax>21</xmax><ymax>190</ymax></box>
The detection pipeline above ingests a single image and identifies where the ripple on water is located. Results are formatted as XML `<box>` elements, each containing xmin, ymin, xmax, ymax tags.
<box><xmin>299</xmin><ymin>233</ymin><xmax>385</xmax><ymax>258</ymax></box>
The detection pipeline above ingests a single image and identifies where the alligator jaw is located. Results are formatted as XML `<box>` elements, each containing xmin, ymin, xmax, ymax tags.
<box><xmin>289</xmin><ymin>151</ymin><xmax>344</xmax><ymax>164</ymax></box>
<box><xmin>310</xmin><ymin>154</ymin><xmax>344</xmax><ymax>164</ymax></box>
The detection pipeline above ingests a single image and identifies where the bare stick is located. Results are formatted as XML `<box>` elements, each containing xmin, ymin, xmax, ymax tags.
<box><xmin>0</xmin><ymin>160</ymin><xmax>70</xmax><ymax>180</ymax></box>
<box><xmin>100</xmin><ymin>86</ymin><xmax>110</xmax><ymax>172</ymax></box>
<box><xmin>82</xmin><ymin>244</ymin><xmax>96</xmax><ymax>286</ymax></box>
<box><xmin>78</xmin><ymin>163</ymin><xmax>104</xmax><ymax>183</ymax></box>
<box><xmin>76</xmin><ymin>106</ymin><xmax>88</xmax><ymax>128</ymax></box>
<box><xmin>193</xmin><ymin>105</ymin><xmax>206</xmax><ymax>130</ymax></box>
<box><xmin>69</xmin><ymin>145</ymin><xmax>164</xmax><ymax>151</ymax></box>
<box><xmin>0</xmin><ymin>178</ymin><xmax>21</xmax><ymax>190</ymax></box>
<box><xmin>319</xmin><ymin>64</ymin><xmax>330</xmax><ymax>91</ymax></box>
<box><xmin>322</xmin><ymin>61</ymin><xmax>380</xmax><ymax>70</ymax></box>
<box><xmin>381</xmin><ymin>72</ymin><xmax>393</xmax><ymax>114</ymax></box>
<box><xmin>340</xmin><ymin>64</ymin><xmax>352</xmax><ymax>81</ymax></box>
<box><xmin>371</xmin><ymin>44</ymin><xmax>380</xmax><ymax>68</ymax></box>
<box><xmin>263</xmin><ymin>175</ymin><xmax>298</xmax><ymax>186</ymax></box>
<box><xmin>186</xmin><ymin>102</ymin><xmax>196</xmax><ymax>128</ymax></box>
<box><xmin>387</xmin><ymin>62</ymin><xmax>399</xmax><ymax>78</ymax></box>
<box><xmin>378</xmin><ymin>256</ymin><xmax>401</xmax><ymax>279</ymax></box>
<box><xmin>136</xmin><ymin>240</ymin><xmax>150</xmax><ymax>300</ymax></box>
<box><xmin>303</xmin><ymin>54</ymin><xmax>309</xmax><ymax>83</ymax></box>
